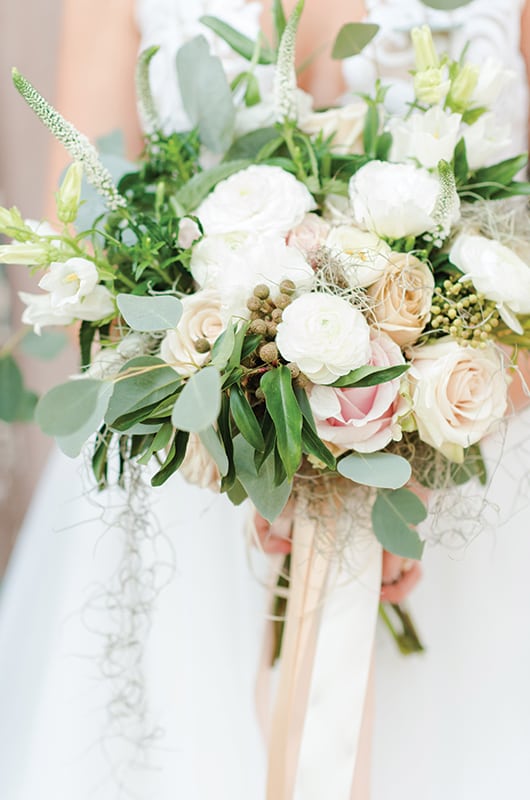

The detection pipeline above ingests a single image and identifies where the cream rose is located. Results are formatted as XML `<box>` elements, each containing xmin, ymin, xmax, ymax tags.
<box><xmin>348</xmin><ymin>161</ymin><xmax>446</xmax><ymax>240</ymax></box>
<box><xmin>160</xmin><ymin>289</ymin><xmax>225</xmax><ymax>377</ymax></box>
<box><xmin>299</xmin><ymin>102</ymin><xmax>367</xmax><ymax>154</ymax></box>
<box><xmin>309</xmin><ymin>332</ymin><xmax>407</xmax><ymax>453</ymax></box>
<box><xmin>449</xmin><ymin>233</ymin><xmax>530</xmax><ymax>331</ymax></box>
<box><xmin>180</xmin><ymin>433</ymin><xmax>221</xmax><ymax>492</ymax></box>
<box><xmin>409</xmin><ymin>338</ymin><xmax>508</xmax><ymax>462</ymax></box>
<box><xmin>195</xmin><ymin>165</ymin><xmax>316</xmax><ymax>236</ymax></box>
<box><xmin>325</xmin><ymin>225</ymin><xmax>392</xmax><ymax>288</ymax></box>
<box><xmin>367</xmin><ymin>252</ymin><xmax>435</xmax><ymax>347</ymax></box>
<box><xmin>275</xmin><ymin>292</ymin><xmax>371</xmax><ymax>385</ymax></box>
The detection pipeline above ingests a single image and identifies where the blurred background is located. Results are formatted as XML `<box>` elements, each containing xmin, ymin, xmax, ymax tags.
<box><xmin>0</xmin><ymin>1</ymin><xmax>75</xmax><ymax>573</ymax></box>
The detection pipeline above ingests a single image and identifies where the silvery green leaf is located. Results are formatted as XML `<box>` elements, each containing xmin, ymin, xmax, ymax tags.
<box><xmin>371</xmin><ymin>488</ymin><xmax>427</xmax><ymax>559</ymax></box>
<box><xmin>0</xmin><ymin>355</ymin><xmax>24</xmax><ymax>422</ymax></box>
<box><xmin>200</xmin><ymin>16</ymin><xmax>275</xmax><ymax>64</ymax></box>
<box><xmin>105</xmin><ymin>356</ymin><xmax>181</xmax><ymax>425</ymax></box>
<box><xmin>233</xmin><ymin>435</ymin><xmax>291</xmax><ymax>522</ymax></box>
<box><xmin>176</xmin><ymin>35</ymin><xmax>235</xmax><ymax>153</ymax></box>
<box><xmin>211</xmin><ymin>324</ymin><xmax>236</xmax><ymax>370</ymax></box>
<box><xmin>117</xmin><ymin>293</ymin><xmax>183</xmax><ymax>332</ymax></box>
<box><xmin>337</xmin><ymin>451</ymin><xmax>411</xmax><ymax>489</ymax></box>
<box><xmin>36</xmin><ymin>379</ymin><xmax>113</xmax><ymax>446</ymax></box>
<box><xmin>331</xmin><ymin>23</ymin><xmax>379</xmax><ymax>59</ymax></box>
<box><xmin>171</xmin><ymin>366</ymin><xmax>221</xmax><ymax>432</ymax></box>
<box><xmin>20</xmin><ymin>330</ymin><xmax>68</xmax><ymax>360</ymax></box>
<box><xmin>420</xmin><ymin>0</ymin><xmax>472</xmax><ymax>9</ymax></box>
<box><xmin>199</xmin><ymin>426</ymin><xmax>229</xmax><ymax>477</ymax></box>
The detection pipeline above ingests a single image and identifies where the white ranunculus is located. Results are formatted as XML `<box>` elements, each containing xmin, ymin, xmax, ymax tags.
<box><xmin>348</xmin><ymin>161</ymin><xmax>443</xmax><ymax>240</ymax></box>
<box><xmin>471</xmin><ymin>58</ymin><xmax>515</xmax><ymax>107</ymax></box>
<box><xmin>19</xmin><ymin>291</ymin><xmax>74</xmax><ymax>334</ymax></box>
<box><xmin>409</xmin><ymin>338</ymin><xmax>508</xmax><ymax>462</ymax></box>
<box><xmin>195</xmin><ymin>165</ymin><xmax>316</xmax><ymax>237</ymax></box>
<box><xmin>160</xmin><ymin>289</ymin><xmax>225</xmax><ymax>377</ymax></box>
<box><xmin>299</xmin><ymin>102</ymin><xmax>367</xmax><ymax>154</ymax></box>
<box><xmin>449</xmin><ymin>234</ymin><xmax>530</xmax><ymax>331</ymax></box>
<box><xmin>325</xmin><ymin>225</ymin><xmax>392</xmax><ymax>288</ymax></box>
<box><xmin>190</xmin><ymin>231</ymin><xmax>314</xmax><ymax>321</ymax></box>
<box><xmin>39</xmin><ymin>257</ymin><xmax>98</xmax><ymax>307</ymax></box>
<box><xmin>389</xmin><ymin>106</ymin><xmax>462</xmax><ymax>169</ymax></box>
<box><xmin>275</xmin><ymin>292</ymin><xmax>371</xmax><ymax>385</ymax></box>
<box><xmin>463</xmin><ymin>113</ymin><xmax>512</xmax><ymax>171</ymax></box>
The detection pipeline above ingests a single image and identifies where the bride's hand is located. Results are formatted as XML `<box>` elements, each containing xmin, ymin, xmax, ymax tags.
<box><xmin>253</xmin><ymin>503</ymin><xmax>294</xmax><ymax>555</ymax></box>
<box><xmin>380</xmin><ymin>552</ymin><xmax>422</xmax><ymax>604</ymax></box>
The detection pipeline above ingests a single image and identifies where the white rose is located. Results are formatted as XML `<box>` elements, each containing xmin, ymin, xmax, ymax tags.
<box><xmin>299</xmin><ymin>102</ymin><xmax>367</xmax><ymax>154</ymax></box>
<box><xmin>367</xmin><ymin>252</ymin><xmax>435</xmax><ymax>346</ymax></box>
<box><xmin>287</xmin><ymin>213</ymin><xmax>330</xmax><ymax>256</ymax></box>
<box><xmin>195</xmin><ymin>165</ymin><xmax>316</xmax><ymax>236</ymax></box>
<box><xmin>463</xmin><ymin>113</ymin><xmax>512</xmax><ymax>171</ymax></box>
<box><xmin>19</xmin><ymin>291</ymin><xmax>74</xmax><ymax>334</ymax></box>
<box><xmin>389</xmin><ymin>106</ymin><xmax>462</xmax><ymax>169</ymax></box>
<box><xmin>409</xmin><ymin>338</ymin><xmax>508</xmax><ymax>462</ymax></box>
<box><xmin>160</xmin><ymin>289</ymin><xmax>225</xmax><ymax>377</ymax></box>
<box><xmin>449</xmin><ymin>234</ymin><xmax>530</xmax><ymax>332</ymax></box>
<box><xmin>39</xmin><ymin>257</ymin><xmax>98</xmax><ymax>308</ymax></box>
<box><xmin>325</xmin><ymin>225</ymin><xmax>392</xmax><ymax>288</ymax></box>
<box><xmin>349</xmin><ymin>161</ymin><xmax>443</xmax><ymax>240</ymax></box>
<box><xmin>190</xmin><ymin>232</ymin><xmax>314</xmax><ymax>321</ymax></box>
<box><xmin>179</xmin><ymin>433</ymin><xmax>221</xmax><ymax>492</ymax></box>
<box><xmin>275</xmin><ymin>292</ymin><xmax>371</xmax><ymax>385</ymax></box>
<box><xmin>471</xmin><ymin>58</ymin><xmax>515</xmax><ymax>107</ymax></box>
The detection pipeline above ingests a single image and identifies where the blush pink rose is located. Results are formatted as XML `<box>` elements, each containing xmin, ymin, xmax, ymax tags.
<box><xmin>309</xmin><ymin>333</ymin><xmax>407</xmax><ymax>453</ymax></box>
<box><xmin>286</xmin><ymin>212</ymin><xmax>330</xmax><ymax>256</ymax></box>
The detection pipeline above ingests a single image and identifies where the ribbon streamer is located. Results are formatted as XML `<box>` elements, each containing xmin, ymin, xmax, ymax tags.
<box><xmin>265</xmin><ymin>483</ymin><xmax>382</xmax><ymax>800</ymax></box>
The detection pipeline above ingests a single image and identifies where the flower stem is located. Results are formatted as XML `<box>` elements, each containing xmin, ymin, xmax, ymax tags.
<box><xmin>379</xmin><ymin>602</ymin><xmax>425</xmax><ymax>655</ymax></box>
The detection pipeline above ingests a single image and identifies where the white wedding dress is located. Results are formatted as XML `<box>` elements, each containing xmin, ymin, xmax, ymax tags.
<box><xmin>1</xmin><ymin>1</ymin><xmax>530</xmax><ymax>799</ymax></box>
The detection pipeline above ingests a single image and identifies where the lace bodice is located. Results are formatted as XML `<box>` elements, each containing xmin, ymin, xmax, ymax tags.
<box><xmin>136</xmin><ymin>0</ymin><xmax>528</xmax><ymax>152</ymax></box>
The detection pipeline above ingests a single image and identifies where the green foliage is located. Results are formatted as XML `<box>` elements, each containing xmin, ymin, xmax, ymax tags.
<box><xmin>331</xmin><ymin>364</ymin><xmax>409</xmax><ymax>388</ymax></box>
<box><xmin>460</xmin><ymin>153</ymin><xmax>530</xmax><ymax>201</ymax></box>
<box><xmin>260</xmin><ymin>366</ymin><xmax>302</xmax><ymax>481</ymax></box>
<box><xmin>105</xmin><ymin>356</ymin><xmax>181</xmax><ymax>426</ymax></box>
<box><xmin>199</xmin><ymin>425</ymin><xmax>229</xmax><ymax>477</ymax></box>
<box><xmin>233</xmin><ymin>434</ymin><xmax>291</xmax><ymax>522</ymax></box>
<box><xmin>171</xmin><ymin>366</ymin><xmax>221</xmax><ymax>432</ymax></box>
<box><xmin>371</xmin><ymin>488</ymin><xmax>427</xmax><ymax>559</ymax></box>
<box><xmin>200</xmin><ymin>16</ymin><xmax>276</xmax><ymax>64</ymax></box>
<box><xmin>151</xmin><ymin>430</ymin><xmax>189</xmax><ymax>486</ymax></box>
<box><xmin>331</xmin><ymin>23</ymin><xmax>379</xmax><ymax>59</ymax></box>
<box><xmin>0</xmin><ymin>355</ymin><xmax>36</xmax><ymax>422</ymax></box>
<box><xmin>224</xmin><ymin>128</ymin><xmax>282</xmax><ymax>162</ymax></box>
<box><xmin>36</xmin><ymin>379</ymin><xmax>113</xmax><ymax>455</ymax></box>
<box><xmin>420</xmin><ymin>0</ymin><xmax>472</xmax><ymax>8</ymax></box>
<box><xmin>20</xmin><ymin>330</ymin><xmax>67</xmax><ymax>360</ymax></box>
<box><xmin>117</xmin><ymin>293</ymin><xmax>183</xmax><ymax>332</ymax></box>
<box><xmin>230</xmin><ymin>385</ymin><xmax>265</xmax><ymax>451</ymax></box>
<box><xmin>337</xmin><ymin>451</ymin><xmax>412</xmax><ymax>489</ymax></box>
<box><xmin>176</xmin><ymin>35</ymin><xmax>235</xmax><ymax>153</ymax></box>
<box><xmin>272</xmin><ymin>0</ymin><xmax>287</xmax><ymax>46</ymax></box>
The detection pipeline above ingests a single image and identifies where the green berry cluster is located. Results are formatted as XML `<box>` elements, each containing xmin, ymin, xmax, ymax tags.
<box><xmin>429</xmin><ymin>276</ymin><xmax>500</xmax><ymax>347</ymax></box>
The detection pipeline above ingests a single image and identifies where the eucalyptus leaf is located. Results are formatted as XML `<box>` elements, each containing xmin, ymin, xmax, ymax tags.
<box><xmin>420</xmin><ymin>0</ymin><xmax>473</xmax><ymax>9</ymax></box>
<box><xmin>174</xmin><ymin>159</ymin><xmax>250</xmax><ymax>212</ymax></box>
<box><xmin>176</xmin><ymin>35</ymin><xmax>235</xmax><ymax>153</ymax></box>
<box><xmin>272</xmin><ymin>0</ymin><xmax>287</xmax><ymax>44</ymax></box>
<box><xmin>151</xmin><ymin>430</ymin><xmax>189</xmax><ymax>487</ymax></box>
<box><xmin>171</xmin><ymin>366</ymin><xmax>221</xmax><ymax>432</ymax></box>
<box><xmin>211</xmin><ymin>324</ymin><xmax>236</xmax><ymax>370</ymax></box>
<box><xmin>117</xmin><ymin>293</ymin><xmax>183</xmax><ymax>332</ymax></box>
<box><xmin>331</xmin><ymin>23</ymin><xmax>379</xmax><ymax>60</ymax></box>
<box><xmin>20</xmin><ymin>330</ymin><xmax>68</xmax><ymax>360</ymax></box>
<box><xmin>199</xmin><ymin>425</ymin><xmax>229</xmax><ymax>477</ymax></box>
<box><xmin>105</xmin><ymin>356</ymin><xmax>181</xmax><ymax>424</ymax></box>
<box><xmin>15</xmin><ymin>389</ymin><xmax>38</xmax><ymax>423</ymax></box>
<box><xmin>233</xmin><ymin>434</ymin><xmax>291</xmax><ymax>522</ymax></box>
<box><xmin>224</xmin><ymin>128</ymin><xmax>280</xmax><ymax>162</ymax></box>
<box><xmin>36</xmin><ymin>378</ymin><xmax>113</xmax><ymax>438</ymax></box>
<box><xmin>200</xmin><ymin>15</ymin><xmax>276</xmax><ymax>64</ymax></box>
<box><xmin>0</xmin><ymin>355</ymin><xmax>24</xmax><ymax>422</ymax></box>
<box><xmin>337</xmin><ymin>451</ymin><xmax>411</xmax><ymax>489</ymax></box>
<box><xmin>260</xmin><ymin>366</ymin><xmax>302</xmax><ymax>480</ymax></box>
<box><xmin>371</xmin><ymin>488</ymin><xmax>426</xmax><ymax>559</ymax></box>
<box><xmin>331</xmin><ymin>363</ymin><xmax>409</xmax><ymax>388</ymax></box>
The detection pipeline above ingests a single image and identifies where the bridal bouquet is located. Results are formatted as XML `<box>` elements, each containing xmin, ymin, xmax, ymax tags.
<box><xmin>2</xmin><ymin>7</ymin><xmax>530</xmax><ymax>559</ymax></box>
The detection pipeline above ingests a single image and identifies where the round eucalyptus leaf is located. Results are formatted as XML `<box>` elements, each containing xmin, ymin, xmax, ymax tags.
<box><xmin>171</xmin><ymin>366</ymin><xmax>221</xmax><ymax>432</ymax></box>
<box><xmin>420</xmin><ymin>0</ymin><xmax>473</xmax><ymax>9</ymax></box>
<box><xmin>0</xmin><ymin>355</ymin><xmax>24</xmax><ymax>422</ymax></box>
<box><xmin>20</xmin><ymin>330</ymin><xmax>68</xmax><ymax>360</ymax></box>
<box><xmin>36</xmin><ymin>378</ymin><xmax>113</xmax><ymax>437</ymax></box>
<box><xmin>117</xmin><ymin>293</ymin><xmax>183</xmax><ymax>332</ymax></box>
<box><xmin>371</xmin><ymin>488</ymin><xmax>427</xmax><ymax>559</ymax></box>
<box><xmin>337</xmin><ymin>451</ymin><xmax>411</xmax><ymax>489</ymax></box>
